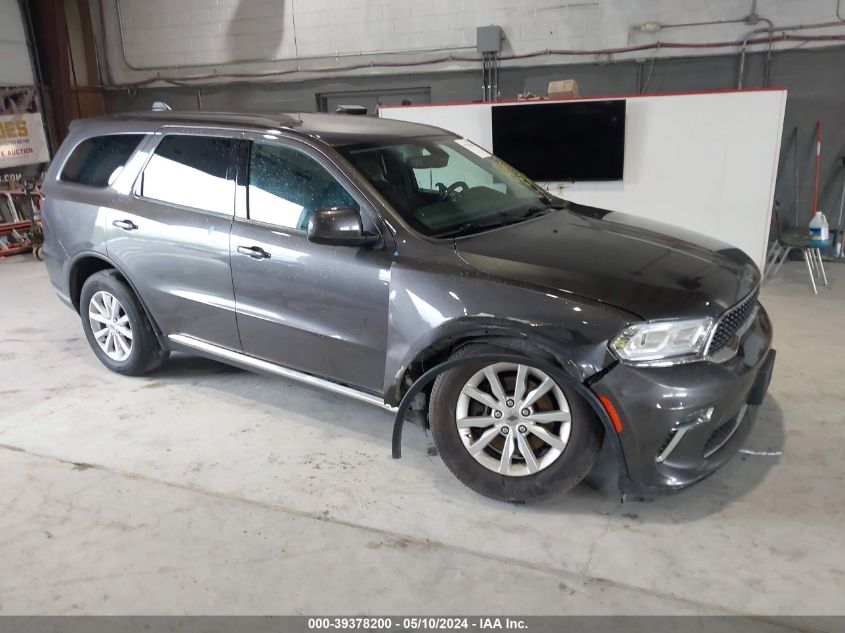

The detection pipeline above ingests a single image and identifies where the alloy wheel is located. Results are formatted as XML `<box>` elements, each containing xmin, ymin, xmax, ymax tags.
<box><xmin>455</xmin><ymin>362</ymin><xmax>571</xmax><ymax>477</ymax></box>
<box><xmin>88</xmin><ymin>290</ymin><xmax>133</xmax><ymax>362</ymax></box>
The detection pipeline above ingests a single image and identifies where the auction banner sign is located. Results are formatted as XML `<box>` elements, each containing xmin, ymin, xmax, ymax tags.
<box><xmin>1</xmin><ymin>86</ymin><xmax>50</xmax><ymax>172</ymax></box>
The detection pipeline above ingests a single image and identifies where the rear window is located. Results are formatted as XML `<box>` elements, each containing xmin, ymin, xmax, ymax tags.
<box><xmin>60</xmin><ymin>134</ymin><xmax>144</xmax><ymax>187</ymax></box>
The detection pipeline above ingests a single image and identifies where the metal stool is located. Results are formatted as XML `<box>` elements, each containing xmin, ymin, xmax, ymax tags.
<box><xmin>764</xmin><ymin>209</ymin><xmax>829</xmax><ymax>294</ymax></box>
<box><xmin>766</xmin><ymin>237</ymin><xmax>829</xmax><ymax>294</ymax></box>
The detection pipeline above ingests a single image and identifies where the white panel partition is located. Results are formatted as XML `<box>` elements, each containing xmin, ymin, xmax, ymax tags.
<box><xmin>0</xmin><ymin>0</ymin><xmax>33</xmax><ymax>85</ymax></box>
<box><xmin>380</xmin><ymin>90</ymin><xmax>787</xmax><ymax>268</ymax></box>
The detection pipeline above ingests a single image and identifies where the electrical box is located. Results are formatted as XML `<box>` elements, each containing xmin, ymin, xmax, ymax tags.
<box><xmin>476</xmin><ymin>25</ymin><xmax>502</xmax><ymax>54</ymax></box>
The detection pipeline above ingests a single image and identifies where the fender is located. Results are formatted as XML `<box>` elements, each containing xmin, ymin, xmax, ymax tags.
<box><xmin>67</xmin><ymin>250</ymin><xmax>169</xmax><ymax>349</ymax></box>
<box><xmin>390</xmin><ymin>351</ymin><xmax>631</xmax><ymax>484</ymax></box>
<box><xmin>385</xmin><ymin>317</ymin><xmax>612</xmax><ymax>405</ymax></box>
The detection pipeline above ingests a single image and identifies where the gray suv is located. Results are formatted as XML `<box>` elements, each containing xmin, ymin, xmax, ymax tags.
<box><xmin>41</xmin><ymin>110</ymin><xmax>775</xmax><ymax>502</ymax></box>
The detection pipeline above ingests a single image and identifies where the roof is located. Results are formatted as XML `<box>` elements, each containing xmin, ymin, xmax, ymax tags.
<box><xmin>296</xmin><ymin>112</ymin><xmax>452</xmax><ymax>146</ymax></box>
<box><xmin>105</xmin><ymin>110</ymin><xmax>451</xmax><ymax>146</ymax></box>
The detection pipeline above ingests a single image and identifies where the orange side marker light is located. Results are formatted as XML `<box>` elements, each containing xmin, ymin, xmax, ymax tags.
<box><xmin>599</xmin><ymin>395</ymin><xmax>624</xmax><ymax>433</ymax></box>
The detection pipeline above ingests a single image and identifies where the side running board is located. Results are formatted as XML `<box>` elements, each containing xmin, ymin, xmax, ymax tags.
<box><xmin>168</xmin><ymin>334</ymin><xmax>396</xmax><ymax>412</ymax></box>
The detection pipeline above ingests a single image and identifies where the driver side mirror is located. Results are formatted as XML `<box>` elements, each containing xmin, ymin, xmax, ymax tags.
<box><xmin>307</xmin><ymin>207</ymin><xmax>380</xmax><ymax>247</ymax></box>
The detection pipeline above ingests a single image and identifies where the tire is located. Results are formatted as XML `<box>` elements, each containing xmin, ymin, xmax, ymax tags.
<box><xmin>79</xmin><ymin>270</ymin><xmax>169</xmax><ymax>376</ymax></box>
<box><xmin>429</xmin><ymin>343</ymin><xmax>602</xmax><ymax>503</ymax></box>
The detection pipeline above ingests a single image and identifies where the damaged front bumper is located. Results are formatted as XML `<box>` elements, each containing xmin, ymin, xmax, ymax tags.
<box><xmin>589</xmin><ymin>305</ymin><xmax>775</xmax><ymax>496</ymax></box>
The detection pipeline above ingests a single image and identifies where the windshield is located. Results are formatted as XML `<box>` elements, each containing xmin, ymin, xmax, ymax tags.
<box><xmin>338</xmin><ymin>135</ymin><xmax>563</xmax><ymax>238</ymax></box>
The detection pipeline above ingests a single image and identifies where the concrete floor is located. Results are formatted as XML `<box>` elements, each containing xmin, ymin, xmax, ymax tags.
<box><xmin>0</xmin><ymin>255</ymin><xmax>843</xmax><ymax>616</ymax></box>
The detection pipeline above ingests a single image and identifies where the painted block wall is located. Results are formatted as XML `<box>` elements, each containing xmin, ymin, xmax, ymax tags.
<box><xmin>103</xmin><ymin>45</ymin><xmax>845</xmax><ymax>235</ymax></box>
<box><xmin>96</xmin><ymin>0</ymin><xmax>845</xmax><ymax>85</ymax></box>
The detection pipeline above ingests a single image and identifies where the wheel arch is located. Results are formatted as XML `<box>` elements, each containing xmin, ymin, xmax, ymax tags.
<box><xmin>385</xmin><ymin>317</ymin><xmax>629</xmax><ymax>472</ymax></box>
<box><xmin>386</xmin><ymin>319</ymin><xmax>592</xmax><ymax>408</ymax></box>
<box><xmin>68</xmin><ymin>252</ymin><xmax>166</xmax><ymax>343</ymax></box>
<box><xmin>390</xmin><ymin>347</ymin><xmax>628</xmax><ymax>478</ymax></box>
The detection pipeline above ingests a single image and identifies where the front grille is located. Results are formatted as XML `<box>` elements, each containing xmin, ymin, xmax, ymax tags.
<box><xmin>708</xmin><ymin>288</ymin><xmax>759</xmax><ymax>354</ymax></box>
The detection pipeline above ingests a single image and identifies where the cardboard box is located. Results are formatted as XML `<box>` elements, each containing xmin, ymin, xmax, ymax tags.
<box><xmin>548</xmin><ymin>79</ymin><xmax>580</xmax><ymax>99</ymax></box>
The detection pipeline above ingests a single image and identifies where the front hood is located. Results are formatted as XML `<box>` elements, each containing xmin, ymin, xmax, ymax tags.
<box><xmin>455</xmin><ymin>203</ymin><xmax>760</xmax><ymax>320</ymax></box>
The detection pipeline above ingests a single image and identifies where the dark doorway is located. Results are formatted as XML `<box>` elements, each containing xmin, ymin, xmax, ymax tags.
<box><xmin>317</xmin><ymin>87</ymin><xmax>431</xmax><ymax>115</ymax></box>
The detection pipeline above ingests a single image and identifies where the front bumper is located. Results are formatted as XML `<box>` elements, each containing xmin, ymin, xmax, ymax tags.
<box><xmin>591</xmin><ymin>304</ymin><xmax>774</xmax><ymax>493</ymax></box>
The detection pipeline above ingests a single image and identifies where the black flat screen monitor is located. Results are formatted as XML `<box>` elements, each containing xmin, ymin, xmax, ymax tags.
<box><xmin>491</xmin><ymin>100</ymin><xmax>626</xmax><ymax>182</ymax></box>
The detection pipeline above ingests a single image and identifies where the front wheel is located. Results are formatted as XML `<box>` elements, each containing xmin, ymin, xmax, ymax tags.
<box><xmin>429</xmin><ymin>344</ymin><xmax>602</xmax><ymax>503</ymax></box>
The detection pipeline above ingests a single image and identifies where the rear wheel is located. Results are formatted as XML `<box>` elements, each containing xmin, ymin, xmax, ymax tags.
<box><xmin>429</xmin><ymin>344</ymin><xmax>602</xmax><ymax>503</ymax></box>
<box><xmin>79</xmin><ymin>270</ymin><xmax>169</xmax><ymax>376</ymax></box>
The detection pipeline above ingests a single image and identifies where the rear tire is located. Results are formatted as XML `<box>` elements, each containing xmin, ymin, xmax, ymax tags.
<box><xmin>429</xmin><ymin>344</ymin><xmax>602</xmax><ymax>503</ymax></box>
<box><xmin>79</xmin><ymin>270</ymin><xmax>169</xmax><ymax>376</ymax></box>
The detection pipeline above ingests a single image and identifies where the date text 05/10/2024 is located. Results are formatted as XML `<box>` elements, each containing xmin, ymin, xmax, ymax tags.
<box><xmin>307</xmin><ymin>617</ymin><xmax>528</xmax><ymax>630</ymax></box>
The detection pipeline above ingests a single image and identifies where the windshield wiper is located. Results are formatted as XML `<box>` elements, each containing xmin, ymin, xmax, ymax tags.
<box><xmin>535</xmin><ymin>189</ymin><xmax>568</xmax><ymax>207</ymax></box>
<box><xmin>435</xmin><ymin>220</ymin><xmax>505</xmax><ymax>239</ymax></box>
<box><xmin>504</xmin><ymin>205</ymin><xmax>562</xmax><ymax>223</ymax></box>
<box><xmin>436</xmin><ymin>206</ymin><xmax>559</xmax><ymax>239</ymax></box>
<box><xmin>516</xmin><ymin>206</ymin><xmax>554</xmax><ymax>219</ymax></box>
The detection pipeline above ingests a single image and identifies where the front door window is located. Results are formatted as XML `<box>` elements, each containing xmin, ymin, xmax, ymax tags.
<box><xmin>248</xmin><ymin>142</ymin><xmax>358</xmax><ymax>230</ymax></box>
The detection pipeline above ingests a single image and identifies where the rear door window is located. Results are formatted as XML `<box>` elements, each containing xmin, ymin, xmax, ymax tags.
<box><xmin>60</xmin><ymin>134</ymin><xmax>144</xmax><ymax>187</ymax></box>
<box><xmin>140</xmin><ymin>135</ymin><xmax>236</xmax><ymax>215</ymax></box>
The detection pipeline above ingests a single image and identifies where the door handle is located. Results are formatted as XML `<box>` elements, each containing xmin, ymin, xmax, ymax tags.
<box><xmin>112</xmin><ymin>219</ymin><xmax>138</xmax><ymax>231</ymax></box>
<box><xmin>237</xmin><ymin>245</ymin><xmax>271</xmax><ymax>260</ymax></box>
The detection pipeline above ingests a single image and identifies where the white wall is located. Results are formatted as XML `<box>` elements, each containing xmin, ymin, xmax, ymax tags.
<box><xmin>0</xmin><ymin>0</ymin><xmax>34</xmax><ymax>86</ymax></box>
<box><xmin>97</xmin><ymin>0</ymin><xmax>845</xmax><ymax>85</ymax></box>
<box><xmin>380</xmin><ymin>90</ymin><xmax>787</xmax><ymax>269</ymax></box>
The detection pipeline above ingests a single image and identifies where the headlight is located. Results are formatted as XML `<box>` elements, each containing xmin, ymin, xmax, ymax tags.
<box><xmin>610</xmin><ymin>317</ymin><xmax>714</xmax><ymax>364</ymax></box>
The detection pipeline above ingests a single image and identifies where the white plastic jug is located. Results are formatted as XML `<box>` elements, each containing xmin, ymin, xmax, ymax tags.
<box><xmin>809</xmin><ymin>211</ymin><xmax>829</xmax><ymax>245</ymax></box>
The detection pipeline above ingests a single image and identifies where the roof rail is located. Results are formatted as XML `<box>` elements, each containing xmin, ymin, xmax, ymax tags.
<box><xmin>151</xmin><ymin>101</ymin><xmax>172</xmax><ymax>111</ymax></box>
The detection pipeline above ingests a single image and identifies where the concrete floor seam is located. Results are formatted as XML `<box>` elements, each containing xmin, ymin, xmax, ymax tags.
<box><xmin>0</xmin><ymin>441</ymin><xmax>747</xmax><ymax>616</ymax></box>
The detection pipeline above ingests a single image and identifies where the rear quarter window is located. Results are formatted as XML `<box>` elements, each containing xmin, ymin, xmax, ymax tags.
<box><xmin>60</xmin><ymin>134</ymin><xmax>145</xmax><ymax>187</ymax></box>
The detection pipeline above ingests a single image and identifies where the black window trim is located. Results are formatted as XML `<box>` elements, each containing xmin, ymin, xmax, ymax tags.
<box><xmin>132</xmin><ymin>130</ymin><xmax>240</xmax><ymax>218</ymax></box>
<box><xmin>57</xmin><ymin>132</ymin><xmax>148</xmax><ymax>189</ymax></box>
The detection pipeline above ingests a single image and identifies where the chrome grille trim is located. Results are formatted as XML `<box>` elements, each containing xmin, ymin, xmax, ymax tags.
<box><xmin>655</xmin><ymin>427</ymin><xmax>690</xmax><ymax>463</ymax></box>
